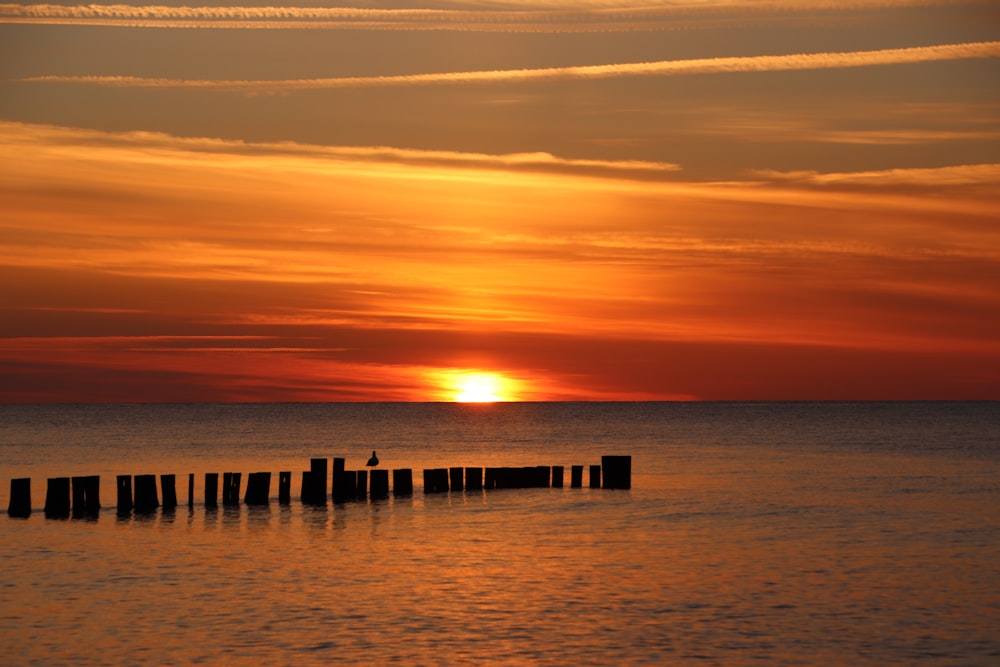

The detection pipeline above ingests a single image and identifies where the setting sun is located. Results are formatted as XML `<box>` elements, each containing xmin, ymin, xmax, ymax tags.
<box><xmin>429</xmin><ymin>370</ymin><xmax>521</xmax><ymax>402</ymax></box>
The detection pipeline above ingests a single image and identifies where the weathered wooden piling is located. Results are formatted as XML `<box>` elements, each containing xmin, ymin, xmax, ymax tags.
<box><xmin>117</xmin><ymin>475</ymin><xmax>133</xmax><ymax>514</ymax></box>
<box><xmin>332</xmin><ymin>457</ymin><xmax>345</xmax><ymax>497</ymax></box>
<box><xmin>188</xmin><ymin>473</ymin><xmax>194</xmax><ymax>507</ymax></box>
<box><xmin>44</xmin><ymin>477</ymin><xmax>71</xmax><ymax>518</ymax></box>
<box><xmin>334</xmin><ymin>470</ymin><xmax>357</xmax><ymax>502</ymax></box>
<box><xmin>392</xmin><ymin>469</ymin><xmax>413</xmax><ymax>496</ymax></box>
<box><xmin>244</xmin><ymin>472</ymin><xmax>271</xmax><ymax>505</ymax></box>
<box><xmin>222</xmin><ymin>472</ymin><xmax>234</xmax><ymax>505</ymax></box>
<box><xmin>465</xmin><ymin>467</ymin><xmax>483</xmax><ymax>491</ymax></box>
<box><xmin>589</xmin><ymin>465</ymin><xmax>601</xmax><ymax>488</ymax></box>
<box><xmin>71</xmin><ymin>476</ymin><xmax>87</xmax><ymax>517</ymax></box>
<box><xmin>134</xmin><ymin>474</ymin><xmax>159</xmax><ymax>512</ymax></box>
<box><xmin>370</xmin><ymin>469</ymin><xmax>389</xmax><ymax>499</ymax></box>
<box><xmin>80</xmin><ymin>475</ymin><xmax>100</xmax><ymax>515</ymax></box>
<box><xmin>278</xmin><ymin>471</ymin><xmax>291</xmax><ymax>504</ymax></box>
<box><xmin>225</xmin><ymin>472</ymin><xmax>242</xmax><ymax>506</ymax></box>
<box><xmin>357</xmin><ymin>470</ymin><xmax>368</xmax><ymax>498</ymax></box>
<box><xmin>8</xmin><ymin>478</ymin><xmax>31</xmax><ymax>517</ymax></box>
<box><xmin>161</xmin><ymin>474</ymin><xmax>178</xmax><ymax>509</ymax></box>
<box><xmin>571</xmin><ymin>465</ymin><xmax>583</xmax><ymax>488</ymax></box>
<box><xmin>601</xmin><ymin>455</ymin><xmax>631</xmax><ymax>489</ymax></box>
<box><xmin>552</xmin><ymin>465</ymin><xmax>564</xmax><ymax>488</ymax></box>
<box><xmin>484</xmin><ymin>467</ymin><xmax>498</xmax><ymax>489</ymax></box>
<box><xmin>449</xmin><ymin>467</ymin><xmax>464</xmax><ymax>492</ymax></box>
<box><xmin>535</xmin><ymin>466</ymin><xmax>551</xmax><ymax>488</ymax></box>
<box><xmin>300</xmin><ymin>471</ymin><xmax>312</xmax><ymax>503</ymax></box>
<box><xmin>205</xmin><ymin>472</ymin><xmax>219</xmax><ymax>507</ymax></box>
<box><xmin>423</xmin><ymin>468</ymin><xmax>449</xmax><ymax>493</ymax></box>
<box><xmin>311</xmin><ymin>458</ymin><xmax>327</xmax><ymax>503</ymax></box>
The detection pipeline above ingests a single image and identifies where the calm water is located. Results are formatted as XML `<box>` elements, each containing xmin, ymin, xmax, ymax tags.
<box><xmin>1</xmin><ymin>402</ymin><xmax>998</xmax><ymax>665</ymax></box>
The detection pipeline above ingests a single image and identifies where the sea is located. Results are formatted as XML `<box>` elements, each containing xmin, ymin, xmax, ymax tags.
<box><xmin>1</xmin><ymin>401</ymin><xmax>998</xmax><ymax>666</ymax></box>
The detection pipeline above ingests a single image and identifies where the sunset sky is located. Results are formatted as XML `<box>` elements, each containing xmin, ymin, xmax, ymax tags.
<box><xmin>1</xmin><ymin>0</ymin><xmax>998</xmax><ymax>402</ymax></box>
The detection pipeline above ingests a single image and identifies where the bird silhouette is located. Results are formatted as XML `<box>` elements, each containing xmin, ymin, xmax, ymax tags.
<box><xmin>366</xmin><ymin>450</ymin><xmax>379</xmax><ymax>467</ymax></box>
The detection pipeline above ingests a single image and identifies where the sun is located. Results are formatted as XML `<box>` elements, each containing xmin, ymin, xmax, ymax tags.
<box><xmin>429</xmin><ymin>370</ymin><xmax>520</xmax><ymax>402</ymax></box>
<box><xmin>455</xmin><ymin>373</ymin><xmax>504</xmax><ymax>402</ymax></box>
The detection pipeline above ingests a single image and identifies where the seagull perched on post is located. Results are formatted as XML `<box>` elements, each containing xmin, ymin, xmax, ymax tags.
<box><xmin>366</xmin><ymin>450</ymin><xmax>379</xmax><ymax>468</ymax></box>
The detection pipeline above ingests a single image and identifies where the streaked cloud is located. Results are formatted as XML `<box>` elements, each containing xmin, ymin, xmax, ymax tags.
<box><xmin>755</xmin><ymin>163</ymin><xmax>1000</xmax><ymax>187</ymax></box>
<box><xmin>2</xmin><ymin>1</ymin><xmax>984</xmax><ymax>32</ymax></box>
<box><xmin>19</xmin><ymin>41</ymin><xmax>1000</xmax><ymax>93</ymax></box>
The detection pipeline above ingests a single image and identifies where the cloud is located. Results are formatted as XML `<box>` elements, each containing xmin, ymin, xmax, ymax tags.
<box><xmin>0</xmin><ymin>1</ymin><xmax>989</xmax><ymax>31</ymax></box>
<box><xmin>20</xmin><ymin>41</ymin><xmax>1000</xmax><ymax>92</ymax></box>
<box><xmin>755</xmin><ymin>163</ymin><xmax>1000</xmax><ymax>187</ymax></box>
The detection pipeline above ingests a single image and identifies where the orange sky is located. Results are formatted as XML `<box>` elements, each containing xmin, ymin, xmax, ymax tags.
<box><xmin>1</xmin><ymin>1</ymin><xmax>998</xmax><ymax>401</ymax></box>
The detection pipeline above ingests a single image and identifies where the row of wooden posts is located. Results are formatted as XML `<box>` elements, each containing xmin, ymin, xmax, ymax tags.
<box><xmin>7</xmin><ymin>455</ymin><xmax>631</xmax><ymax>518</ymax></box>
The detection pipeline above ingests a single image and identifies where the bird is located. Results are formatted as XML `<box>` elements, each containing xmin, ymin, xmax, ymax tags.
<box><xmin>366</xmin><ymin>450</ymin><xmax>379</xmax><ymax>468</ymax></box>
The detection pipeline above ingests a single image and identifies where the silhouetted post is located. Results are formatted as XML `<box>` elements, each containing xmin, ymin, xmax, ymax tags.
<box><xmin>279</xmin><ymin>471</ymin><xmax>291</xmax><ymax>504</ymax></box>
<box><xmin>357</xmin><ymin>470</ymin><xmax>368</xmax><ymax>498</ymax></box>
<box><xmin>571</xmin><ymin>465</ymin><xmax>583</xmax><ymax>488</ymax></box>
<box><xmin>244</xmin><ymin>472</ymin><xmax>270</xmax><ymax>505</ymax></box>
<box><xmin>423</xmin><ymin>469</ymin><xmax>448</xmax><ymax>493</ymax></box>
<box><xmin>188</xmin><ymin>473</ymin><xmax>194</xmax><ymax>507</ymax></box>
<box><xmin>71</xmin><ymin>476</ymin><xmax>87</xmax><ymax>517</ymax></box>
<box><xmin>222</xmin><ymin>472</ymin><xmax>233</xmax><ymax>505</ymax></box>
<box><xmin>117</xmin><ymin>475</ymin><xmax>133</xmax><ymax>514</ymax></box>
<box><xmin>310</xmin><ymin>458</ymin><xmax>327</xmax><ymax>503</ymax></box>
<box><xmin>336</xmin><ymin>470</ymin><xmax>357</xmax><ymax>501</ymax></box>
<box><xmin>44</xmin><ymin>477</ymin><xmax>70</xmax><ymax>518</ymax></box>
<box><xmin>535</xmin><ymin>466</ymin><xmax>551</xmax><ymax>488</ymax></box>
<box><xmin>392</xmin><ymin>469</ymin><xmax>413</xmax><ymax>496</ymax></box>
<box><xmin>161</xmin><ymin>474</ymin><xmax>178</xmax><ymax>509</ymax></box>
<box><xmin>300</xmin><ymin>471</ymin><xmax>312</xmax><ymax>503</ymax></box>
<box><xmin>485</xmin><ymin>467</ymin><xmax>498</xmax><ymax>489</ymax></box>
<box><xmin>370</xmin><ymin>469</ymin><xmax>389</xmax><ymax>499</ymax></box>
<box><xmin>552</xmin><ymin>466</ymin><xmax>564</xmax><ymax>488</ymax></box>
<box><xmin>332</xmin><ymin>457</ymin><xmax>345</xmax><ymax>498</ymax></box>
<box><xmin>601</xmin><ymin>455</ymin><xmax>631</xmax><ymax>489</ymax></box>
<box><xmin>8</xmin><ymin>478</ymin><xmax>31</xmax><ymax>517</ymax></box>
<box><xmin>589</xmin><ymin>465</ymin><xmax>601</xmax><ymax>488</ymax></box>
<box><xmin>205</xmin><ymin>473</ymin><xmax>219</xmax><ymax>508</ymax></box>
<box><xmin>465</xmin><ymin>467</ymin><xmax>483</xmax><ymax>491</ymax></box>
<box><xmin>134</xmin><ymin>474</ymin><xmax>159</xmax><ymax>512</ymax></box>
<box><xmin>226</xmin><ymin>472</ymin><xmax>242</xmax><ymax>506</ymax></box>
<box><xmin>450</xmin><ymin>467</ymin><xmax>464</xmax><ymax>492</ymax></box>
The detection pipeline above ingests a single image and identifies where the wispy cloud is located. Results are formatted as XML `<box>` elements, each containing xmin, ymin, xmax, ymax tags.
<box><xmin>18</xmin><ymin>41</ymin><xmax>1000</xmax><ymax>93</ymax></box>
<box><xmin>1</xmin><ymin>1</ymin><xmax>984</xmax><ymax>31</ymax></box>
<box><xmin>755</xmin><ymin>163</ymin><xmax>1000</xmax><ymax>186</ymax></box>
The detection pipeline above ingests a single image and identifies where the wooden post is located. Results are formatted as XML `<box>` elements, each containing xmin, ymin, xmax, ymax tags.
<box><xmin>300</xmin><ymin>471</ymin><xmax>312</xmax><ymax>503</ymax></box>
<box><xmin>222</xmin><ymin>472</ymin><xmax>233</xmax><ymax>505</ymax></box>
<box><xmin>244</xmin><ymin>472</ymin><xmax>270</xmax><ymax>505</ymax></box>
<box><xmin>117</xmin><ymin>475</ymin><xmax>133</xmax><ymax>514</ymax></box>
<box><xmin>589</xmin><ymin>465</ymin><xmax>601</xmax><ymax>488</ymax></box>
<box><xmin>356</xmin><ymin>470</ymin><xmax>368</xmax><ymax>498</ymax></box>
<box><xmin>552</xmin><ymin>465</ymin><xmax>564</xmax><ymax>488</ymax></box>
<box><xmin>134</xmin><ymin>474</ymin><xmax>159</xmax><ymax>512</ymax></box>
<box><xmin>205</xmin><ymin>473</ymin><xmax>219</xmax><ymax>508</ymax></box>
<box><xmin>278</xmin><ymin>471</ymin><xmax>291</xmax><ymax>504</ymax></box>
<box><xmin>44</xmin><ymin>477</ymin><xmax>70</xmax><ymax>518</ymax></box>
<box><xmin>465</xmin><ymin>467</ymin><xmax>483</xmax><ymax>491</ymax></box>
<box><xmin>71</xmin><ymin>476</ymin><xmax>87</xmax><ymax>517</ymax></box>
<box><xmin>392</xmin><ymin>469</ymin><xmax>413</xmax><ymax>496</ymax></box>
<box><xmin>449</xmin><ymin>467</ymin><xmax>464</xmax><ymax>492</ymax></box>
<box><xmin>423</xmin><ymin>469</ymin><xmax>448</xmax><ymax>493</ymax></box>
<box><xmin>188</xmin><ymin>473</ymin><xmax>194</xmax><ymax>508</ymax></box>
<box><xmin>370</xmin><ymin>469</ymin><xmax>389</xmax><ymax>499</ymax></box>
<box><xmin>484</xmin><ymin>467</ymin><xmax>498</xmax><ymax>490</ymax></box>
<box><xmin>332</xmin><ymin>457</ymin><xmax>345</xmax><ymax>499</ymax></box>
<box><xmin>534</xmin><ymin>466</ymin><xmax>550</xmax><ymax>488</ymax></box>
<box><xmin>310</xmin><ymin>458</ymin><xmax>327</xmax><ymax>503</ymax></box>
<box><xmin>601</xmin><ymin>455</ymin><xmax>631</xmax><ymax>489</ymax></box>
<box><xmin>226</xmin><ymin>472</ymin><xmax>242</xmax><ymax>506</ymax></box>
<box><xmin>161</xmin><ymin>474</ymin><xmax>178</xmax><ymax>509</ymax></box>
<box><xmin>571</xmin><ymin>465</ymin><xmax>583</xmax><ymax>488</ymax></box>
<box><xmin>8</xmin><ymin>478</ymin><xmax>31</xmax><ymax>517</ymax></box>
